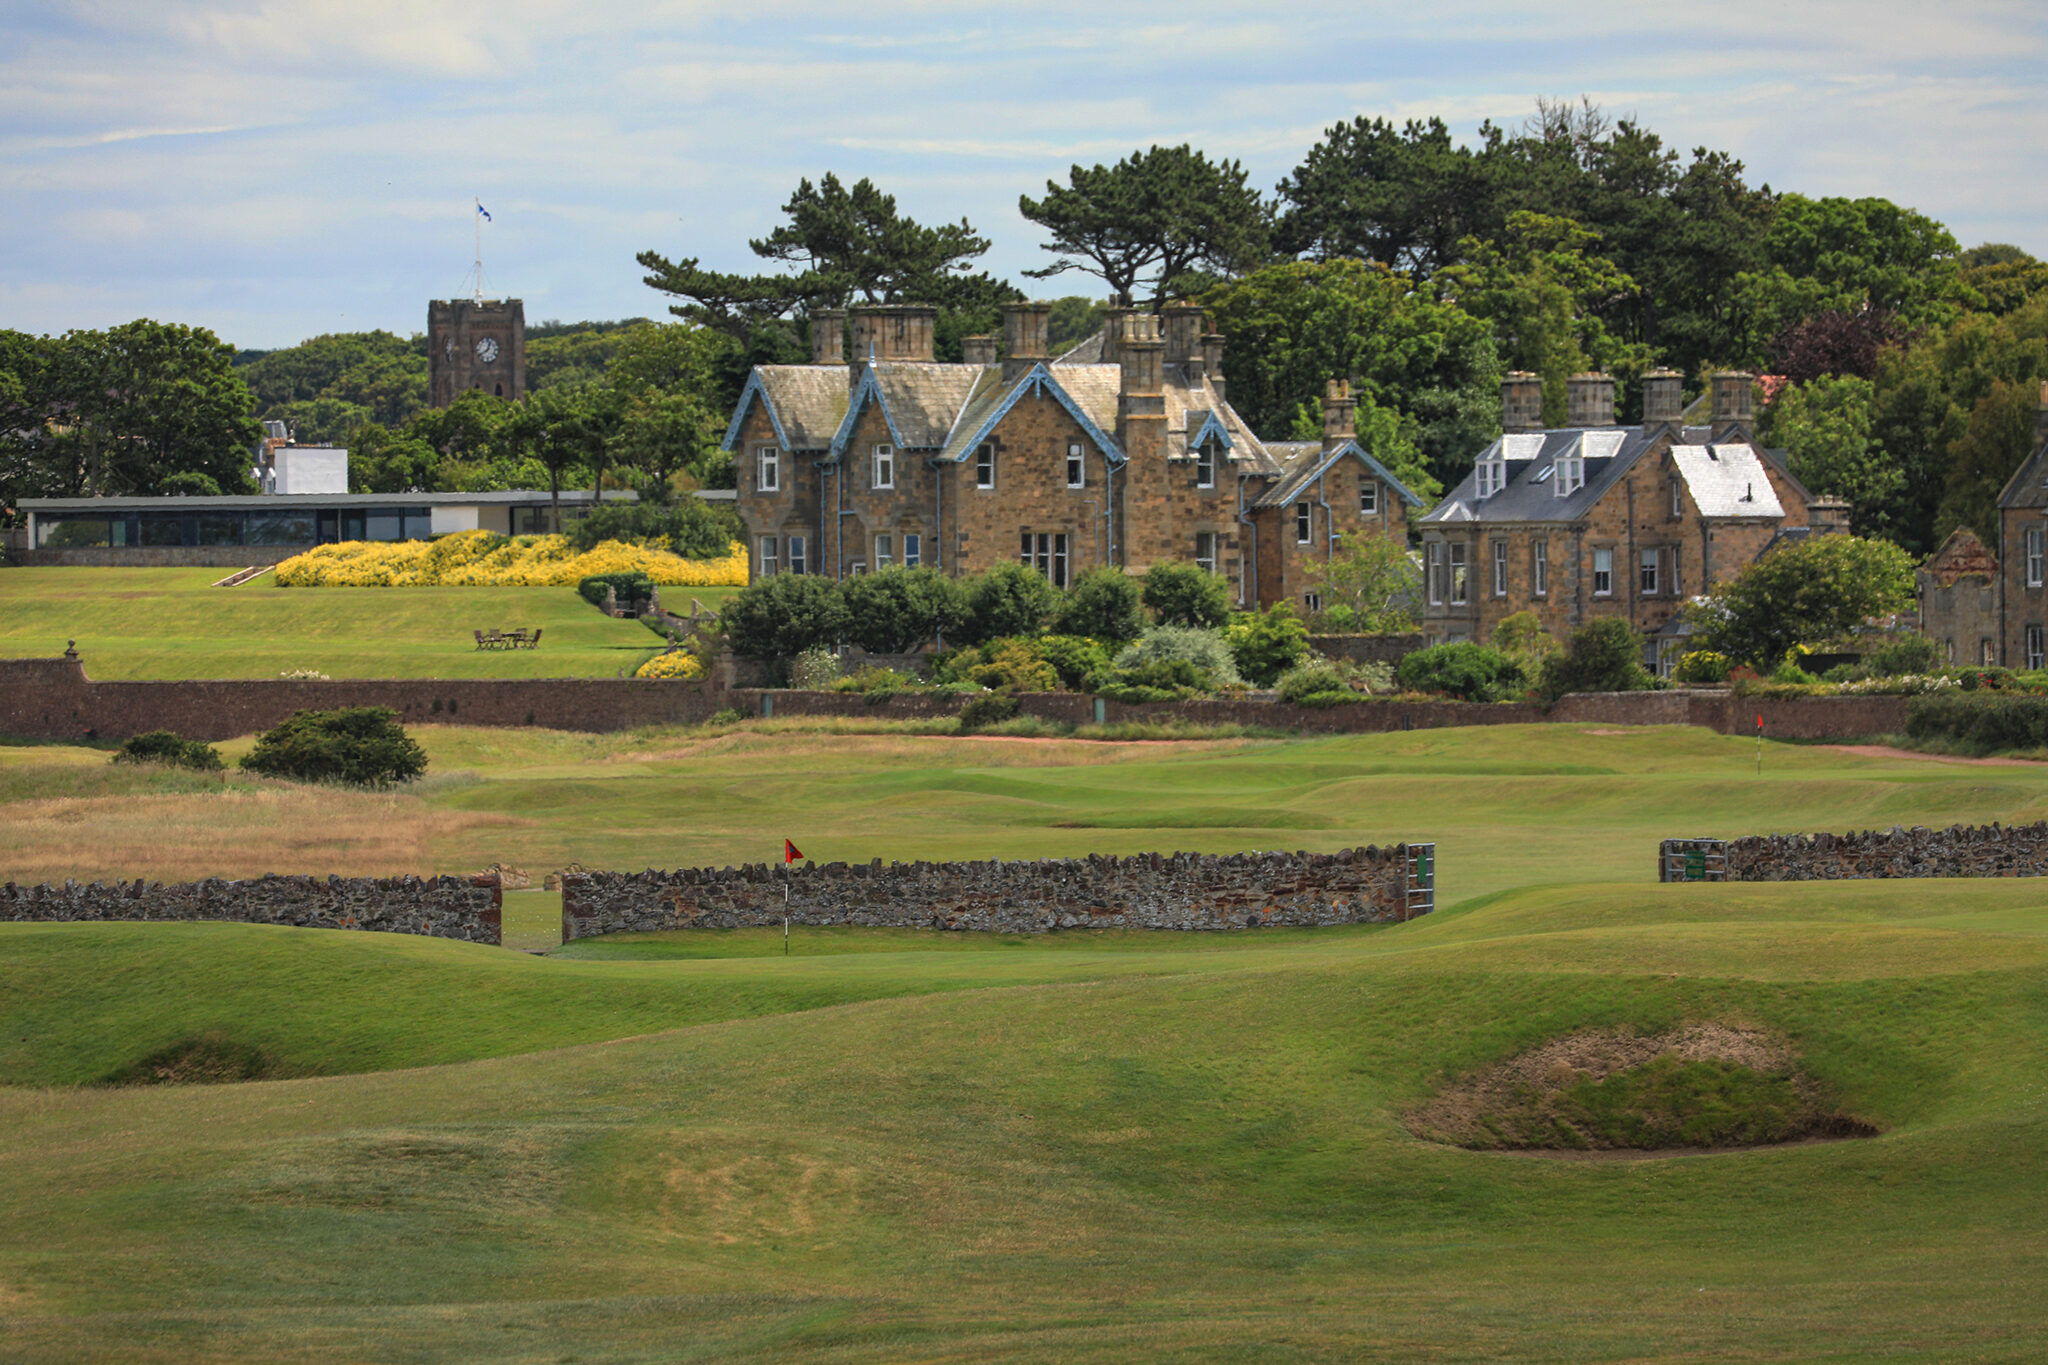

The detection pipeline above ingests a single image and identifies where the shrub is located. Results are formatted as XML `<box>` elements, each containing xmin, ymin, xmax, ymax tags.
<box><xmin>565</xmin><ymin>499</ymin><xmax>743</xmax><ymax>559</ymax></box>
<box><xmin>841</xmin><ymin>567</ymin><xmax>970</xmax><ymax>654</ymax></box>
<box><xmin>1275</xmin><ymin>663</ymin><xmax>1353</xmax><ymax>705</ymax></box>
<box><xmin>1223</xmin><ymin>603</ymin><xmax>1309</xmax><ymax>686</ymax></box>
<box><xmin>634</xmin><ymin>649</ymin><xmax>704</xmax><ymax>680</ymax></box>
<box><xmin>1141</xmin><ymin>561</ymin><xmax>1232</xmax><ymax>629</ymax></box>
<box><xmin>1906</xmin><ymin>693</ymin><xmax>2048</xmax><ymax>754</ymax></box>
<box><xmin>1770</xmin><ymin>660</ymin><xmax>1819</xmax><ymax>684</ymax></box>
<box><xmin>961</xmin><ymin>563</ymin><xmax>1062</xmax><ymax>644</ymax></box>
<box><xmin>239</xmin><ymin>708</ymin><xmax>427</xmax><ymax>787</ymax></box>
<box><xmin>1057</xmin><ymin>568</ymin><xmax>1146</xmax><ymax>642</ymax></box>
<box><xmin>1490</xmin><ymin>611</ymin><xmax>1559</xmax><ymax>677</ymax></box>
<box><xmin>958</xmin><ymin>693</ymin><xmax>1022</xmax><ymax>731</ymax></box>
<box><xmin>112</xmin><ymin>730</ymin><xmax>224</xmax><ymax>771</ymax></box>
<box><xmin>1687</xmin><ymin>534</ymin><xmax>1916</xmax><ymax>667</ymax></box>
<box><xmin>721</xmin><ymin>574</ymin><xmax>848</xmax><ymax>660</ymax></box>
<box><xmin>787</xmin><ymin>646</ymin><xmax>843</xmax><ymax>690</ymax></box>
<box><xmin>831</xmin><ymin>665</ymin><xmax>922</xmax><ymax>696</ymax></box>
<box><xmin>578</xmin><ymin>571</ymin><xmax>655</xmax><ymax>608</ymax></box>
<box><xmin>1538</xmin><ymin>618</ymin><xmax>1652</xmax><ymax>700</ymax></box>
<box><xmin>275</xmin><ymin>528</ymin><xmax>747</xmax><ymax>588</ymax></box>
<box><xmin>1675</xmin><ymin>649</ymin><xmax>1732</xmax><ymax>684</ymax></box>
<box><xmin>1397</xmin><ymin>642</ymin><xmax>1525</xmax><ymax>702</ymax></box>
<box><xmin>1859</xmin><ymin>633</ymin><xmax>1944</xmax><ymax>678</ymax></box>
<box><xmin>1114</xmin><ymin>626</ymin><xmax>1243</xmax><ymax>687</ymax></box>
<box><xmin>964</xmin><ymin>638</ymin><xmax>1060</xmax><ymax>693</ymax></box>
<box><xmin>1095</xmin><ymin>657</ymin><xmax>1215</xmax><ymax>703</ymax></box>
<box><xmin>1036</xmin><ymin>634</ymin><xmax>1115</xmax><ymax>690</ymax></box>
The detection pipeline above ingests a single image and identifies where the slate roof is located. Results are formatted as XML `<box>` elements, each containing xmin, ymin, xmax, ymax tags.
<box><xmin>724</xmin><ymin>366</ymin><xmax>848</xmax><ymax>451</ymax></box>
<box><xmin>1669</xmin><ymin>443</ymin><xmax>1784</xmax><ymax>518</ymax></box>
<box><xmin>1422</xmin><ymin>426</ymin><xmax>1788</xmax><ymax>526</ymax></box>
<box><xmin>1253</xmin><ymin>440</ymin><xmax>1425</xmax><ymax>510</ymax></box>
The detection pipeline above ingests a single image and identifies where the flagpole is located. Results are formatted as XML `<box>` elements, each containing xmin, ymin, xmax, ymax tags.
<box><xmin>472</xmin><ymin>197</ymin><xmax>484</xmax><ymax>304</ymax></box>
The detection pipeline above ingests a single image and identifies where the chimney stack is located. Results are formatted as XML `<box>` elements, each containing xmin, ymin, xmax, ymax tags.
<box><xmin>1201</xmin><ymin>333</ymin><xmax>1227</xmax><ymax>403</ymax></box>
<box><xmin>1710</xmin><ymin>371</ymin><xmax>1755</xmax><ymax>442</ymax></box>
<box><xmin>810</xmin><ymin>309</ymin><xmax>845</xmax><ymax>366</ymax></box>
<box><xmin>1099</xmin><ymin>306</ymin><xmax>1134</xmax><ymax>369</ymax></box>
<box><xmin>1565</xmin><ymin>372</ymin><xmax>1616</xmax><ymax>428</ymax></box>
<box><xmin>1642</xmin><ymin>369</ymin><xmax>1683</xmax><ymax>433</ymax></box>
<box><xmin>1501</xmin><ymin>372</ymin><xmax>1544</xmax><ymax>433</ymax></box>
<box><xmin>1161</xmin><ymin>303</ymin><xmax>1206</xmax><ymax>371</ymax></box>
<box><xmin>1000</xmin><ymin>302</ymin><xmax>1049</xmax><ymax>383</ymax></box>
<box><xmin>961</xmin><ymin>334</ymin><xmax>999</xmax><ymax>367</ymax></box>
<box><xmin>848</xmin><ymin>305</ymin><xmax>936</xmax><ymax>388</ymax></box>
<box><xmin>1808</xmin><ymin>498</ymin><xmax>1851</xmax><ymax>535</ymax></box>
<box><xmin>1322</xmin><ymin>379</ymin><xmax>1356</xmax><ymax>454</ymax></box>
<box><xmin>1116</xmin><ymin>313</ymin><xmax>1165</xmax><ymax>465</ymax></box>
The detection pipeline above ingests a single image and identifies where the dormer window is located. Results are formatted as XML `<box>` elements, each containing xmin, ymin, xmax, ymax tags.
<box><xmin>1475</xmin><ymin>459</ymin><xmax>1505</xmax><ymax>498</ymax></box>
<box><xmin>1554</xmin><ymin>455</ymin><xmax>1584</xmax><ymax>496</ymax></box>
<box><xmin>1195</xmin><ymin>442</ymin><xmax>1215</xmax><ymax>489</ymax></box>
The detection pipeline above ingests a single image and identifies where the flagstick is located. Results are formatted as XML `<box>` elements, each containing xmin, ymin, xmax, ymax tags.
<box><xmin>784</xmin><ymin>880</ymin><xmax>790</xmax><ymax>955</ymax></box>
<box><xmin>1756</xmin><ymin>716</ymin><xmax>1763</xmax><ymax>778</ymax></box>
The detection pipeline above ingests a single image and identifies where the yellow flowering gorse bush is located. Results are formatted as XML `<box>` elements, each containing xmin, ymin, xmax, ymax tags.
<box><xmin>635</xmin><ymin>650</ymin><xmax>706</xmax><ymax>680</ymax></box>
<box><xmin>275</xmin><ymin>530</ymin><xmax>747</xmax><ymax>588</ymax></box>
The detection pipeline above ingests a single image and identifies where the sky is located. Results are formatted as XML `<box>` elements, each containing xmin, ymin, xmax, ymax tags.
<box><xmin>4</xmin><ymin>0</ymin><xmax>2044</xmax><ymax>351</ymax></box>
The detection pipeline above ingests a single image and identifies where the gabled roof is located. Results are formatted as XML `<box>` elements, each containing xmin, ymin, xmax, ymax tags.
<box><xmin>720</xmin><ymin>366</ymin><xmax>848</xmax><ymax>452</ymax></box>
<box><xmin>1922</xmin><ymin>526</ymin><xmax>1999</xmax><ymax>585</ymax></box>
<box><xmin>1995</xmin><ymin>427</ymin><xmax>2048</xmax><ymax>509</ymax></box>
<box><xmin>1422</xmin><ymin>427</ymin><xmax>1649</xmax><ymax>526</ymax></box>
<box><xmin>829</xmin><ymin>363</ymin><xmax>989</xmax><ymax>457</ymax></box>
<box><xmin>1252</xmin><ymin>439</ymin><xmax>1425</xmax><ymax>509</ymax></box>
<box><xmin>934</xmin><ymin>363</ymin><xmax>1125</xmax><ymax>466</ymax></box>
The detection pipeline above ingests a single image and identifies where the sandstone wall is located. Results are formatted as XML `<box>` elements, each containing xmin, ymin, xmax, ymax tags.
<box><xmin>0</xmin><ymin>872</ymin><xmax>502</xmax><ymax>942</ymax></box>
<box><xmin>1660</xmin><ymin>822</ymin><xmax>2048</xmax><ymax>883</ymax></box>
<box><xmin>561</xmin><ymin>845</ymin><xmax>1429</xmax><ymax>941</ymax></box>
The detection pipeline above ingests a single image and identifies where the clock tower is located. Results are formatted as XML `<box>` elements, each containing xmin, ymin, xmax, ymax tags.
<box><xmin>427</xmin><ymin>297</ymin><xmax>526</xmax><ymax>407</ymax></box>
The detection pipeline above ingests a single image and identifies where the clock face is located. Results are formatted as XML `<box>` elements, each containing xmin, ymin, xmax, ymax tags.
<box><xmin>474</xmin><ymin>337</ymin><xmax>499</xmax><ymax>363</ymax></box>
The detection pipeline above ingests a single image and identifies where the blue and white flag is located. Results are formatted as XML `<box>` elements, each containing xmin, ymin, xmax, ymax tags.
<box><xmin>477</xmin><ymin>202</ymin><xmax>492</xmax><ymax>221</ymax></box>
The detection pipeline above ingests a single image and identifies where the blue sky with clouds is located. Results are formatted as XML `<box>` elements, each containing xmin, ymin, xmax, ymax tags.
<box><xmin>4</xmin><ymin>1</ymin><xmax>2043</xmax><ymax>350</ymax></box>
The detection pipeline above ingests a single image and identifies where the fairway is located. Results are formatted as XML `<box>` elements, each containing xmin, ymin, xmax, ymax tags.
<box><xmin>5</xmin><ymin>723</ymin><xmax>2048</xmax><ymax>1360</ymax></box>
<box><xmin>0</xmin><ymin>567</ymin><xmax>739</xmax><ymax>679</ymax></box>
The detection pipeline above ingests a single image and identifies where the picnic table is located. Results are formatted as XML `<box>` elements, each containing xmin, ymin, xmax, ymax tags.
<box><xmin>473</xmin><ymin>628</ymin><xmax>543</xmax><ymax>650</ymax></box>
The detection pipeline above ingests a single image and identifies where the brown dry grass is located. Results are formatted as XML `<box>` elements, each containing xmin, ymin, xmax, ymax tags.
<box><xmin>0</xmin><ymin>783</ymin><xmax>527</xmax><ymax>885</ymax></box>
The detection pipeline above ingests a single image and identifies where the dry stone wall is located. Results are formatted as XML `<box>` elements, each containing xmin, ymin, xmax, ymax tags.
<box><xmin>561</xmin><ymin>845</ymin><xmax>1427</xmax><ymax>941</ymax></box>
<box><xmin>1660</xmin><ymin>822</ymin><xmax>2048</xmax><ymax>882</ymax></box>
<box><xmin>0</xmin><ymin>872</ymin><xmax>502</xmax><ymax>942</ymax></box>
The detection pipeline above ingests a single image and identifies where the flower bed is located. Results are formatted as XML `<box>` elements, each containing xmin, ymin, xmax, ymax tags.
<box><xmin>274</xmin><ymin>530</ymin><xmax>747</xmax><ymax>588</ymax></box>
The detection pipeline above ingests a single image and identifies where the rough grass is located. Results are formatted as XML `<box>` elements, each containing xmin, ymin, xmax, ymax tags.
<box><xmin>0</xmin><ymin>566</ymin><xmax>738</xmax><ymax>679</ymax></box>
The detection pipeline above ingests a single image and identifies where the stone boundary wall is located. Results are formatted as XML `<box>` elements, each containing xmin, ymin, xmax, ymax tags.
<box><xmin>1306</xmin><ymin>633</ymin><xmax>1426</xmax><ymax>667</ymax></box>
<box><xmin>13</xmin><ymin>546</ymin><xmax>302</xmax><ymax>568</ymax></box>
<box><xmin>0</xmin><ymin>872</ymin><xmax>503</xmax><ymax>942</ymax></box>
<box><xmin>561</xmin><ymin>845</ymin><xmax>1429</xmax><ymax>941</ymax></box>
<box><xmin>0</xmin><ymin>656</ymin><xmax>1908</xmax><ymax>743</ymax></box>
<box><xmin>1659</xmin><ymin>822</ymin><xmax>2048</xmax><ymax>882</ymax></box>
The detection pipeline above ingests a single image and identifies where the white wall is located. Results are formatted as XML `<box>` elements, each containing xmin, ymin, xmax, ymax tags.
<box><xmin>273</xmin><ymin>447</ymin><xmax>349</xmax><ymax>495</ymax></box>
<box><xmin>429</xmin><ymin>504</ymin><xmax>482</xmax><ymax>535</ymax></box>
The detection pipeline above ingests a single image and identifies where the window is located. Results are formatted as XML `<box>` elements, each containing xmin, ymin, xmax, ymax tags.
<box><xmin>1491</xmin><ymin>539</ymin><xmax>1508</xmax><ymax>597</ymax></box>
<box><xmin>1533</xmin><ymin>540</ymin><xmax>1549</xmax><ymax>597</ymax></box>
<box><xmin>788</xmin><ymin>534</ymin><xmax>806</xmax><ymax>575</ymax></box>
<box><xmin>1983</xmin><ymin>639</ymin><xmax>1997</xmax><ymax>667</ymax></box>
<box><xmin>758</xmin><ymin>535</ymin><xmax>778</xmax><ymax>576</ymax></box>
<box><xmin>1295</xmin><ymin>502</ymin><xmax>1312</xmax><ymax>544</ymax></box>
<box><xmin>2030</xmin><ymin>625</ymin><xmax>2046</xmax><ymax>670</ymax></box>
<box><xmin>1360</xmin><ymin>482</ymin><xmax>1378</xmax><ymax>515</ymax></box>
<box><xmin>2028</xmin><ymin>528</ymin><xmax>2044</xmax><ymax>587</ymax></box>
<box><xmin>1449</xmin><ymin>543</ymin><xmax>1468</xmax><ymax>605</ymax></box>
<box><xmin>872</xmin><ymin>444</ymin><xmax>894</xmax><ymax>490</ymax></box>
<box><xmin>1304</xmin><ymin>592</ymin><xmax>1322</xmax><ymax>613</ymax></box>
<box><xmin>903</xmin><ymin>533</ymin><xmax>920</xmax><ymax>568</ymax></box>
<box><xmin>850</xmin><ymin>561</ymin><xmax>866</xmax><ymax>575</ymax></box>
<box><xmin>1554</xmin><ymin>455</ymin><xmax>1583</xmax><ymax>496</ymax></box>
<box><xmin>1194</xmin><ymin>531</ymin><xmax>1217</xmax><ymax>574</ymax></box>
<box><xmin>1427</xmin><ymin>542</ymin><xmax>1444</xmax><ymax>605</ymax></box>
<box><xmin>1195</xmin><ymin>443</ymin><xmax>1214</xmax><ymax>489</ymax></box>
<box><xmin>757</xmin><ymin>445</ymin><xmax>780</xmax><ymax>493</ymax></box>
<box><xmin>976</xmin><ymin>443</ymin><xmax>995</xmax><ymax>489</ymax></box>
<box><xmin>1640</xmin><ymin>548</ymin><xmax>1660</xmax><ymax>596</ymax></box>
<box><xmin>1475</xmin><ymin>460</ymin><xmax>1503</xmax><ymax>498</ymax></box>
<box><xmin>874</xmin><ymin>533</ymin><xmax>893</xmax><ymax>569</ymax></box>
<box><xmin>1022</xmin><ymin>531</ymin><xmax>1071</xmax><ymax>588</ymax></box>
<box><xmin>1593</xmin><ymin>547</ymin><xmax>1613</xmax><ymax>596</ymax></box>
<box><xmin>1670</xmin><ymin>478</ymin><xmax>1684</xmax><ymax>519</ymax></box>
<box><xmin>1067</xmin><ymin>442</ymin><xmax>1084</xmax><ymax>488</ymax></box>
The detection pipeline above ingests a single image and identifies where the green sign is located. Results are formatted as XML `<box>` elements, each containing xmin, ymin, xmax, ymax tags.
<box><xmin>1685</xmin><ymin>850</ymin><xmax>1706</xmax><ymax>881</ymax></box>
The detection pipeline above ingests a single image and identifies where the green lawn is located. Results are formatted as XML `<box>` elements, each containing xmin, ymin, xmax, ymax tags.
<box><xmin>0</xmin><ymin>566</ymin><xmax>740</xmax><ymax>679</ymax></box>
<box><xmin>6</xmin><ymin>724</ymin><xmax>2048</xmax><ymax>1359</ymax></box>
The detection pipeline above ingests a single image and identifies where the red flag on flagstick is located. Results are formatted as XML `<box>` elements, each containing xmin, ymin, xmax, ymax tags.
<box><xmin>784</xmin><ymin>839</ymin><xmax>804</xmax><ymax>865</ymax></box>
<box><xmin>1757</xmin><ymin>714</ymin><xmax>1764</xmax><ymax>733</ymax></box>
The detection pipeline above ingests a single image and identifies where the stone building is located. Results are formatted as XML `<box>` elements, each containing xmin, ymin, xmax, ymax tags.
<box><xmin>1416</xmin><ymin>370</ymin><xmax>1827</xmax><ymax>670</ymax></box>
<box><xmin>428</xmin><ymin>298</ymin><xmax>526</xmax><ymax>406</ymax></box>
<box><xmin>1917</xmin><ymin>528</ymin><xmax>2001</xmax><ymax>667</ymax></box>
<box><xmin>722</xmin><ymin>302</ymin><xmax>1420</xmax><ymax>610</ymax></box>
<box><xmin>1993</xmin><ymin>383</ymin><xmax>2048</xmax><ymax>669</ymax></box>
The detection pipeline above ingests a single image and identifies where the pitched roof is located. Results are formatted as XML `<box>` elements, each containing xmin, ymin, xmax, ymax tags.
<box><xmin>1253</xmin><ymin>440</ymin><xmax>1425</xmax><ymax>509</ymax></box>
<box><xmin>720</xmin><ymin>366</ymin><xmax>848</xmax><ymax>452</ymax></box>
<box><xmin>1922</xmin><ymin>526</ymin><xmax>1999</xmax><ymax>584</ymax></box>
<box><xmin>1670</xmin><ymin>443</ymin><xmax>1785</xmax><ymax>518</ymax></box>
<box><xmin>1422</xmin><ymin>427</ymin><xmax>1645</xmax><ymax>525</ymax></box>
<box><xmin>935</xmin><ymin>363</ymin><xmax>1125</xmax><ymax>466</ymax></box>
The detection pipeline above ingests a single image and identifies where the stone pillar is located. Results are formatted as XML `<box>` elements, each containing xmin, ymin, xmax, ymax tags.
<box><xmin>1501</xmin><ymin>372</ymin><xmax>1544</xmax><ymax>433</ymax></box>
<box><xmin>1565</xmin><ymin>372</ymin><xmax>1616</xmax><ymax>428</ymax></box>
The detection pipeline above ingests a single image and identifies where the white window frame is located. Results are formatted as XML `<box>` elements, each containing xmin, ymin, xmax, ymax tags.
<box><xmin>976</xmin><ymin>443</ymin><xmax>995</xmax><ymax>489</ymax></box>
<box><xmin>1295</xmin><ymin>501</ymin><xmax>1312</xmax><ymax>545</ymax></box>
<box><xmin>1194</xmin><ymin>531</ymin><xmax>1217</xmax><ymax>575</ymax></box>
<box><xmin>757</xmin><ymin>534</ymin><xmax>777</xmax><ymax>577</ymax></box>
<box><xmin>1640</xmin><ymin>548</ymin><xmax>1659</xmax><ymax>596</ymax></box>
<box><xmin>1195</xmin><ymin>443</ymin><xmax>1215</xmax><ymax>489</ymax></box>
<box><xmin>1304</xmin><ymin>591</ymin><xmax>1321</xmax><ymax>614</ymax></box>
<box><xmin>1360</xmin><ymin>482</ymin><xmax>1378</xmax><ymax>516</ymax></box>
<box><xmin>1491</xmin><ymin>539</ymin><xmax>1508</xmax><ymax>597</ymax></box>
<box><xmin>1533</xmin><ymin>539</ymin><xmax>1548</xmax><ymax>597</ymax></box>
<box><xmin>1671</xmin><ymin>478</ymin><xmax>1684</xmax><ymax>519</ymax></box>
<box><xmin>849</xmin><ymin>560</ymin><xmax>867</xmax><ymax>576</ymax></box>
<box><xmin>2030</xmin><ymin>625</ymin><xmax>2046</xmax><ymax>670</ymax></box>
<box><xmin>1449</xmin><ymin>543</ymin><xmax>1468</xmax><ymax>605</ymax></box>
<box><xmin>788</xmin><ymin>534</ymin><xmax>806</xmax><ymax>576</ymax></box>
<box><xmin>756</xmin><ymin>445</ymin><xmax>780</xmax><ymax>494</ymax></box>
<box><xmin>1427</xmin><ymin>542</ymin><xmax>1444</xmax><ymax>606</ymax></box>
<box><xmin>872</xmin><ymin>443</ymin><xmax>894</xmax><ymax>491</ymax></box>
<box><xmin>1066</xmin><ymin>442</ymin><xmax>1084</xmax><ymax>489</ymax></box>
<box><xmin>2028</xmin><ymin>528</ymin><xmax>2044</xmax><ymax>588</ymax></box>
<box><xmin>1476</xmin><ymin>460</ymin><xmax>1503</xmax><ymax>498</ymax></box>
<box><xmin>903</xmin><ymin>533</ymin><xmax>920</xmax><ymax>569</ymax></box>
<box><xmin>874</xmin><ymin>532</ymin><xmax>893</xmax><ymax>570</ymax></box>
<box><xmin>1555</xmin><ymin>456</ymin><xmax>1583</xmax><ymax>497</ymax></box>
<box><xmin>1593</xmin><ymin>547</ymin><xmax>1614</xmax><ymax>597</ymax></box>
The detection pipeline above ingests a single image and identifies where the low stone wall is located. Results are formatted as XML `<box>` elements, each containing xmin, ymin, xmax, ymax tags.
<box><xmin>561</xmin><ymin>845</ymin><xmax>1430</xmax><ymax>941</ymax></box>
<box><xmin>1307</xmin><ymin>633</ymin><xmax>1425</xmax><ymax>667</ymax></box>
<box><xmin>0</xmin><ymin>872</ymin><xmax>503</xmax><ymax>942</ymax></box>
<box><xmin>1659</xmin><ymin>822</ymin><xmax>2048</xmax><ymax>882</ymax></box>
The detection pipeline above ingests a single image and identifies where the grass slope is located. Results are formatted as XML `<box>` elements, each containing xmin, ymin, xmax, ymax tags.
<box><xmin>0</xmin><ymin>567</ymin><xmax>737</xmax><ymax>679</ymax></box>
<box><xmin>4</xmin><ymin>879</ymin><xmax>2048</xmax><ymax>1359</ymax></box>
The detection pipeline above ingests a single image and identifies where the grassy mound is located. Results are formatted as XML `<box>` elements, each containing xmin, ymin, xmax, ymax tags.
<box><xmin>1410</xmin><ymin>1025</ymin><xmax>1877</xmax><ymax>1151</ymax></box>
<box><xmin>99</xmin><ymin>1032</ymin><xmax>294</xmax><ymax>1086</ymax></box>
